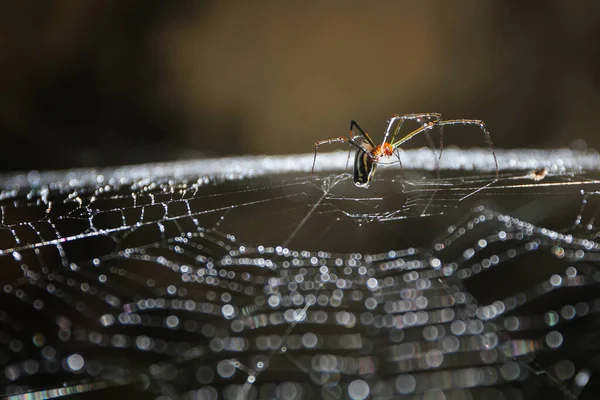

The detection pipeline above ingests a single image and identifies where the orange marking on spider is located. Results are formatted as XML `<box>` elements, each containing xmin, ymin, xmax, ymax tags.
<box><xmin>311</xmin><ymin>114</ymin><xmax>499</xmax><ymax>188</ymax></box>
<box><xmin>529</xmin><ymin>168</ymin><xmax>548</xmax><ymax>181</ymax></box>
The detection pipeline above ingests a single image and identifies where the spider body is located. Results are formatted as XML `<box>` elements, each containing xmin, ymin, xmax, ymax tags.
<box><xmin>354</xmin><ymin>141</ymin><xmax>394</xmax><ymax>187</ymax></box>
<box><xmin>312</xmin><ymin>114</ymin><xmax>499</xmax><ymax>188</ymax></box>
<box><xmin>530</xmin><ymin>168</ymin><xmax>548</xmax><ymax>181</ymax></box>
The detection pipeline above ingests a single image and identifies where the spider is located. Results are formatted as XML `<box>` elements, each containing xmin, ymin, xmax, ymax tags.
<box><xmin>529</xmin><ymin>168</ymin><xmax>548</xmax><ymax>181</ymax></box>
<box><xmin>311</xmin><ymin>113</ymin><xmax>499</xmax><ymax>188</ymax></box>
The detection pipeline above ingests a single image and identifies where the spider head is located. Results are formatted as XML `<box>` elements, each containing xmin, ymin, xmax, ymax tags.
<box><xmin>372</xmin><ymin>142</ymin><xmax>394</xmax><ymax>159</ymax></box>
<box><xmin>382</xmin><ymin>142</ymin><xmax>394</xmax><ymax>157</ymax></box>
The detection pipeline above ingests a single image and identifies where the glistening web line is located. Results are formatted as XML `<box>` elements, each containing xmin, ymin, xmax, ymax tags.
<box><xmin>2</xmin><ymin>148</ymin><xmax>599</xmax><ymax>189</ymax></box>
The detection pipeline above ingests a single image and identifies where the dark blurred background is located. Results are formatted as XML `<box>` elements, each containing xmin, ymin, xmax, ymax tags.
<box><xmin>1</xmin><ymin>1</ymin><xmax>600</xmax><ymax>172</ymax></box>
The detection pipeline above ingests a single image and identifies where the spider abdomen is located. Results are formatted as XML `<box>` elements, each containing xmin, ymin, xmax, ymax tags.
<box><xmin>354</xmin><ymin>143</ymin><xmax>377</xmax><ymax>188</ymax></box>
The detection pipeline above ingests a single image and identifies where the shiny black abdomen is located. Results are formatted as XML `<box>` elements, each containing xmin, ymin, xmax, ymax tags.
<box><xmin>353</xmin><ymin>148</ymin><xmax>377</xmax><ymax>188</ymax></box>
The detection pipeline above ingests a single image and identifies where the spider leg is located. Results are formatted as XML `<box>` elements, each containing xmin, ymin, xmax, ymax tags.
<box><xmin>392</xmin><ymin>130</ymin><xmax>439</xmax><ymax>182</ymax></box>
<box><xmin>393</xmin><ymin>147</ymin><xmax>407</xmax><ymax>182</ymax></box>
<box><xmin>436</xmin><ymin>119</ymin><xmax>498</xmax><ymax>178</ymax></box>
<box><xmin>349</xmin><ymin>120</ymin><xmax>376</xmax><ymax>148</ymax></box>
<box><xmin>391</xmin><ymin>119</ymin><xmax>499</xmax><ymax>178</ymax></box>
<box><xmin>311</xmin><ymin>136</ymin><xmax>373</xmax><ymax>178</ymax></box>
<box><xmin>384</xmin><ymin>113</ymin><xmax>443</xmax><ymax>146</ymax></box>
<box><xmin>345</xmin><ymin>120</ymin><xmax>377</xmax><ymax>171</ymax></box>
<box><xmin>422</xmin><ymin>128</ymin><xmax>441</xmax><ymax>180</ymax></box>
<box><xmin>398</xmin><ymin>113</ymin><xmax>444</xmax><ymax>158</ymax></box>
<box><xmin>345</xmin><ymin>144</ymin><xmax>353</xmax><ymax>171</ymax></box>
<box><xmin>385</xmin><ymin>114</ymin><xmax>444</xmax><ymax>182</ymax></box>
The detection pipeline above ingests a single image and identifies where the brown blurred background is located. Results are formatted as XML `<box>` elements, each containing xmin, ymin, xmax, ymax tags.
<box><xmin>1</xmin><ymin>1</ymin><xmax>599</xmax><ymax>172</ymax></box>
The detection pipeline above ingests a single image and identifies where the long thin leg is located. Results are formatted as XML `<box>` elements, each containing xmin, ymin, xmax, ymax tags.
<box><xmin>433</xmin><ymin>120</ymin><xmax>497</xmax><ymax>177</ymax></box>
<box><xmin>393</xmin><ymin>147</ymin><xmax>407</xmax><ymax>182</ymax></box>
<box><xmin>311</xmin><ymin>137</ymin><xmax>373</xmax><ymax>178</ymax></box>
<box><xmin>349</xmin><ymin>120</ymin><xmax>376</xmax><ymax>148</ymax></box>
<box><xmin>386</xmin><ymin>113</ymin><xmax>445</xmax><ymax>182</ymax></box>
<box><xmin>384</xmin><ymin>113</ymin><xmax>443</xmax><ymax>145</ymax></box>
<box><xmin>394</xmin><ymin>113</ymin><xmax>445</xmax><ymax>160</ymax></box>
<box><xmin>422</xmin><ymin>128</ymin><xmax>441</xmax><ymax>180</ymax></box>
<box><xmin>392</xmin><ymin>128</ymin><xmax>439</xmax><ymax>180</ymax></box>
<box><xmin>385</xmin><ymin>114</ymin><xmax>444</xmax><ymax>183</ymax></box>
<box><xmin>345</xmin><ymin>144</ymin><xmax>353</xmax><ymax>171</ymax></box>
<box><xmin>391</xmin><ymin>119</ymin><xmax>499</xmax><ymax>178</ymax></box>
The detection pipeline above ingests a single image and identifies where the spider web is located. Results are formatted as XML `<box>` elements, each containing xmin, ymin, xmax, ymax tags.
<box><xmin>1</xmin><ymin>148</ymin><xmax>600</xmax><ymax>400</ymax></box>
